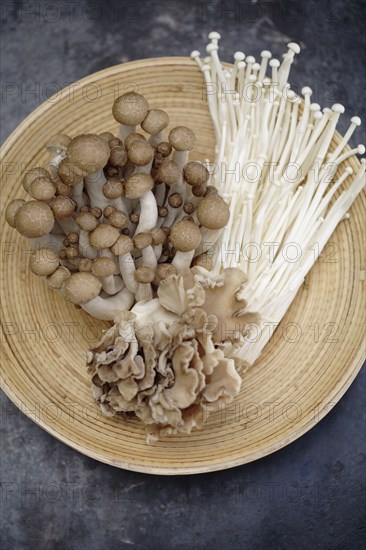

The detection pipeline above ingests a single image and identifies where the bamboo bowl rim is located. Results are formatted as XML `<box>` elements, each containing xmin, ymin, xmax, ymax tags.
<box><xmin>0</xmin><ymin>57</ymin><xmax>365</xmax><ymax>475</ymax></box>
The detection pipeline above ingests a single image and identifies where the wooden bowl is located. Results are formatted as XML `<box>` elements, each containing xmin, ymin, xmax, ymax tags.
<box><xmin>1</xmin><ymin>58</ymin><xmax>364</xmax><ymax>474</ymax></box>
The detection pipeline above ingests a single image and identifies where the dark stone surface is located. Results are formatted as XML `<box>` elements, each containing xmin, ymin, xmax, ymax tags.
<box><xmin>1</xmin><ymin>1</ymin><xmax>365</xmax><ymax>549</ymax></box>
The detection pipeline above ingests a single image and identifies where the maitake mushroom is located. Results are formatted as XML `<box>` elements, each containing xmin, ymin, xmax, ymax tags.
<box><xmin>86</xmin><ymin>266</ymin><xmax>258</xmax><ymax>441</ymax></box>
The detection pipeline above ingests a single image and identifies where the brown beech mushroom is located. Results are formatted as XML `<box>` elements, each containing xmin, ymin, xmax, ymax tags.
<box><xmin>195</xmin><ymin>195</ymin><xmax>230</xmax><ymax>255</ymax></box>
<box><xmin>134</xmin><ymin>265</ymin><xmax>155</xmax><ymax>301</ymax></box>
<box><xmin>124</xmin><ymin>173</ymin><xmax>157</xmax><ymax>234</ymax></box>
<box><xmin>89</xmin><ymin>223</ymin><xmax>120</xmax><ymax>250</ymax></box>
<box><xmin>109</xmin><ymin>146</ymin><xmax>128</xmax><ymax>169</ymax></box>
<box><xmin>22</xmin><ymin>167</ymin><xmax>52</xmax><ymax>193</ymax></box>
<box><xmin>128</xmin><ymin>140</ymin><xmax>154</xmax><ymax>174</ymax></box>
<box><xmin>47</xmin><ymin>134</ymin><xmax>71</xmax><ymax>179</ymax></box>
<box><xmin>112</xmin><ymin>92</ymin><xmax>149</xmax><ymax>141</ymax></box>
<box><xmin>124</xmin><ymin>132</ymin><xmax>146</xmax><ymax>150</ymax></box>
<box><xmin>29</xmin><ymin>248</ymin><xmax>59</xmax><ymax>276</ymax></box>
<box><xmin>5</xmin><ymin>199</ymin><xmax>26</xmax><ymax>228</ymax></box>
<box><xmin>154</xmin><ymin>160</ymin><xmax>181</xmax><ymax>211</ymax></box>
<box><xmin>169</xmin><ymin>126</ymin><xmax>196</xmax><ymax>169</ymax></box>
<box><xmin>134</xmin><ymin>232</ymin><xmax>157</xmax><ymax>270</ymax></box>
<box><xmin>47</xmin><ymin>266</ymin><xmax>71</xmax><ymax>289</ymax></box>
<box><xmin>50</xmin><ymin>195</ymin><xmax>78</xmax><ymax>235</ymax></box>
<box><xmin>76</xmin><ymin>211</ymin><xmax>98</xmax><ymax>260</ymax></box>
<box><xmin>156</xmin><ymin>263</ymin><xmax>177</xmax><ymax>281</ymax></box>
<box><xmin>141</xmin><ymin>109</ymin><xmax>169</xmax><ymax>147</ymax></box>
<box><xmin>63</xmin><ymin>271</ymin><xmax>134</xmax><ymax>320</ymax></box>
<box><xmin>28</xmin><ymin>176</ymin><xmax>56</xmax><ymax>202</ymax></box>
<box><xmin>68</xmin><ymin>134</ymin><xmax>110</xmax><ymax>211</ymax></box>
<box><xmin>183</xmin><ymin>161</ymin><xmax>210</xmax><ymax>187</ymax></box>
<box><xmin>110</xmin><ymin>235</ymin><xmax>137</xmax><ymax>294</ymax></box>
<box><xmin>192</xmin><ymin>252</ymin><xmax>214</xmax><ymax>271</ymax></box>
<box><xmin>170</xmin><ymin>219</ymin><xmax>202</xmax><ymax>272</ymax></box>
<box><xmin>15</xmin><ymin>201</ymin><xmax>54</xmax><ymax>238</ymax></box>
<box><xmin>92</xmin><ymin>256</ymin><xmax>124</xmax><ymax>295</ymax></box>
<box><xmin>151</xmin><ymin>227</ymin><xmax>167</xmax><ymax>260</ymax></box>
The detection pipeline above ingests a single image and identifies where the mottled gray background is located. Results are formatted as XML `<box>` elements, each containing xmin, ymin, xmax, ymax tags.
<box><xmin>1</xmin><ymin>1</ymin><xmax>365</xmax><ymax>549</ymax></box>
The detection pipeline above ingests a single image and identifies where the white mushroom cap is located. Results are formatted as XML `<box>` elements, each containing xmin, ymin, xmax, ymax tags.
<box><xmin>196</xmin><ymin>195</ymin><xmax>230</xmax><ymax>229</ymax></box>
<box><xmin>28</xmin><ymin>176</ymin><xmax>56</xmax><ymax>201</ymax></box>
<box><xmin>63</xmin><ymin>272</ymin><xmax>102</xmax><ymax>304</ymax></box>
<box><xmin>124</xmin><ymin>173</ymin><xmax>154</xmax><ymax>199</ymax></box>
<box><xmin>5</xmin><ymin>199</ymin><xmax>26</xmax><ymax>228</ymax></box>
<box><xmin>141</xmin><ymin>109</ymin><xmax>169</xmax><ymax>135</ymax></box>
<box><xmin>89</xmin><ymin>223</ymin><xmax>120</xmax><ymax>250</ymax></box>
<box><xmin>170</xmin><ymin>220</ymin><xmax>202</xmax><ymax>252</ymax></box>
<box><xmin>128</xmin><ymin>140</ymin><xmax>154</xmax><ymax>166</ymax></box>
<box><xmin>169</xmin><ymin>126</ymin><xmax>196</xmax><ymax>151</ymax></box>
<box><xmin>22</xmin><ymin>167</ymin><xmax>52</xmax><ymax>192</ymax></box>
<box><xmin>112</xmin><ymin>92</ymin><xmax>149</xmax><ymax>126</ymax></box>
<box><xmin>29</xmin><ymin>248</ymin><xmax>59</xmax><ymax>276</ymax></box>
<box><xmin>92</xmin><ymin>257</ymin><xmax>116</xmax><ymax>278</ymax></box>
<box><xmin>50</xmin><ymin>196</ymin><xmax>76</xmax><ymax>220</ymax></box>
<box><xmin>68</xmin><ymin>134</ymin><xmax>110</xmax><ymax>174</ymax></box>
<box><xmin>47</xmin><ymin>266</ymin><xmax>71</xmax><ymax>289</ymax></box>
<box><xmin>15</xmin><ymin>201</ymin><xmax>54</xmax><ymax>238</ymax></box>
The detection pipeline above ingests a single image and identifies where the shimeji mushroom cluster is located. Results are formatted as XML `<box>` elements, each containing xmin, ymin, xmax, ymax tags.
<box><xmin>6</xmin><ymin>91</ymin><xmax>257</xmax><ymax>441</ymax></box>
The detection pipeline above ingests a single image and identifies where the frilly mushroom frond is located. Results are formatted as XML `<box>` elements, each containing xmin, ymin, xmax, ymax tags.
<box><xmin>86</xmin><ymin>268</ymin><xmax>249</xmax><ymax>441</ymax></box>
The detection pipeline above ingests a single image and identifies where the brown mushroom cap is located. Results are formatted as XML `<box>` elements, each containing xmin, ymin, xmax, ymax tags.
<box><xmin>155</xmin><ymin>160</ymin><xmax>181</xmax><ymax>186</ymax></box>
<box><xmin>196</xmin><ymin>195</ymin><xmax>230</xmax><ymax>230</ymax></box>
<box><xmin>112</xmin><ymin>92</ymin><xmax>149</xmax><ymax>126</ymax></box>
<box><xmin>124</xmin><ymin>173</ymin><xmax>154</xmax><ymax>199</ymax></box>
<box><xmin>47</xmin><ymin>266</ymin><xmax>71</xmax><ymax>289</ymax></box>
<box><xmin>76</xmin><ymin>211</ymin><xmax>98</xmax><ymax>231</ymax></box>
<box><xmin>50</xmin><ymin>196</ymin><xmax>76</xmax><ymax>220</ymax></box>
<box><xmin>108</xmin><ymin>210</ymin><xmax>128</xmax><ymax>229</ymax></box>
<box><xmin>192</xmin><ymin>253</ymin><xmax>214</xmax><ymax>271</ymax></box>
<box><xmin>29</xmin><ymin>248</ymin><xmax>59</xmax><ymax>276</ymax></box>
<box><xmin>192</xmin><ymin>183</ymin><xmax>207</xmax><ymax>197</ymax></box>
<box><xmin>108</xmin><ymin>137</ymin><xmax>122</xmax><ymax>148</ymax></box>
<box><xmin>110</xmin><ymin>235</ymin><xmax>134</xmax><ymax>256</ymax></box>
<box><xmin>22</xmin><ymin>167</ymin><xmax>52</xmax><ymax>192</ymax></box>
<box><xmin>134</xmin><ymin>266</ymin><xmax>155</xmax><ymax>284</ymax></box>
<box><xmin>99</xmin><ymin>131</ymin><xmax>115</xmax><ymax>142</ymax></box>
<box><xmin>78</xmin><ymin>258</ymin><xmax>93</xmax><ymax>272</ymax></box>
<box><xmin>103</xmin><ymin>205</ymin><xmax>116</xmax><ymax>219</ymax></box>
<box><xmin>156</xmin><ymin>142</ymin><xmax>172</xmax><ymax>157</ymax></box>
<box><xmin>170</xmin><ymin>220</ymin><xmax>202</xmax><ymax>252</ymax></box>
<box><xmin>169</xmin><ymin>126</ymin><xmax>196</xmax><ymax>151</ymax></box>
<box><xmin>151</xmin><ymin>227</ymin><xmax>167</xmax><ymax>246</ymax></box>
<box><xmin>158</xmin><ymin>206</ymin><xmax>168</xmax><ymax>218</ymax></box>
<box><xmin>102</xmin><ymin>178</ymin><xmax>124</xmax><ymax>199</ymax></box>
<box><xmin>67</xmin><ymin>232</ymin><xmax>79</xmax><ymax>244</ymax></box>
<box><xmin>47</xmin><ymin>133</ymin><xmax>71</xmax><ymax>152</ymax></box>
<box><xmin>134</xmin><ymin>232</ymin><xmax>153</xmax><ymax>250</ymax></box>
<box><xmin>15</xmin><ymin>201</ymin><xmax>54</xmax><ymax>238</ymax></box>
<box><xmin>124</xmin><ymin>132</ymin><xmax>146</xmax><ymax>150</ymax></box>
<box><xmin>168</xmin><ymin>193</ymin><xmax>183</xmax><ymax>208</ymax></box>
<box><xmin>157</xmin><ymin>263</ymin><xmax>177</xmax><ymax>280</ymax></box>
<box><xmin>183</xmin><ymin>202</ymin><xmax>194</xmax><ymax>214</ymax></box>
<box><xmin>204</xmin><ymin>185</ymin><xmax>218</xmax><ymax>196</ymax></box>
<box><xmin>29</xmin><ymin>176</ymin><xmax>56</xmax><ymax>201</ymax></box>
<box><xmin>5</xmin><ymin>199</ymin><xmax>26</xmax><ymax>228</ymax></box>
<box><xmin>183</xmin><ymin>161</ymin><xmax>210</xmax><ymax>186</ymax></box>
<box><xmin>127</xmin><ymin>140</ymin><xmax>154</xmax><ymax>166</ymax></box>
<box><xmin>58</xmin><ymin>158</ymin><xmax>86</xmax><ymax>186</ymax></box>
<box><xmin>54</xmin><ymin>179</ymin><xmax>73</xmax><ymax>197</ymax></box>
<box><xmin>141</xmin><ymin>109</ymin><xmax>169</xmax><ymax>135</ymax></box>
<box><xmin>92</xmin><ymin>257</ymin><xmax>116</xmax><ymax>278</ymax></box>
<box><xmin>109</xmin><ymin>146</ymin><xmax>128</xmax><ymax>168</ymax></box>
<box><xmin>68</xmin><ymin>134</ymin><xmax>110</xmax><ymax>173</ymax></box>
<box><xmin>63</xmin><ymin>272</ymin><xmax>102</xmax><ymax>304</ymax></box>
<box><xmin>89</xmin><ymin>223</ymin><xmax>120</xmax><ymax>250</ymax></box>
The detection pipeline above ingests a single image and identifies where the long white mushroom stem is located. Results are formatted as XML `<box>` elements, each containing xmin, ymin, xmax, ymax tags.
<box><xmin>192</xmin><ymin>33</ymin><xmax>365</xmax><ymax>366</ymax></box>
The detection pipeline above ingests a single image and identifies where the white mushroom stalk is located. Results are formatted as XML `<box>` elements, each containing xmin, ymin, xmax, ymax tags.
<box><xmin>192</xmin><ymin>33</ymin><xmax>365</xmax><ymax>367</ymax></box>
